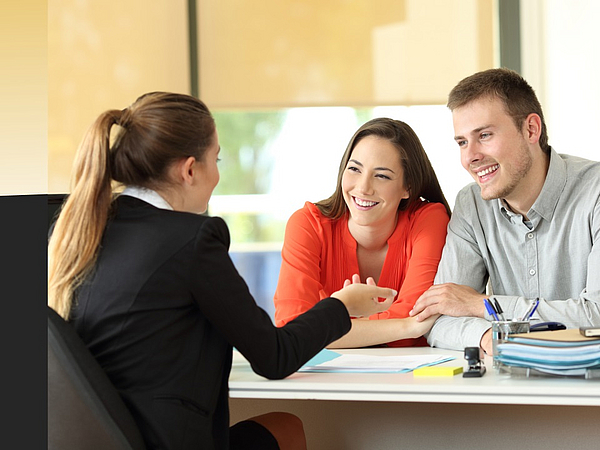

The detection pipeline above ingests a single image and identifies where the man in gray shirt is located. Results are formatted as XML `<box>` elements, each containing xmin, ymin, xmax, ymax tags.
<box><xmin>409</xmin><ymin>68</ymin><xmax>600</xmax><ymax>354</ymax></box>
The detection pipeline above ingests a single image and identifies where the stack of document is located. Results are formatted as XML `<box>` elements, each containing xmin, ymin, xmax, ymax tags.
<box><xmin>496</xmin><ymin>329</ymin><xmax>600</xmax><ymax>376</ymax></box>
<box><xmin>299</xmin><ymin>349</ymin><xmax>454</xmax><ymax>373</ymax></box>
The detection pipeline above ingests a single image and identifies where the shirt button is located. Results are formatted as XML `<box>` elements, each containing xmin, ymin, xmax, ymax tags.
<box><xmin>529</xmin><ymin>269</ymin><xmax>536</xmax><ymax>276</ymax></box>
<box><xmin>527</xmin><ymin>233</ymin><xmax>534</xmax><ymax>239</ymax></box>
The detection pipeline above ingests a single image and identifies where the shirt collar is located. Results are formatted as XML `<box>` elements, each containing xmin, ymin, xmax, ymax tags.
<box><xmin>120</xmin><ymin>186</ymin><xmax>174</xmax><ymax>211</ymax></box>
<box><xmin>497</xmin><ymin>147</ymin><xmax>566</xmax><ymax>223</ymax></box>
<box><xmin>529</xmin><ymin>147</ymin><xmax>566</xmax><ymax>222</ymax></box>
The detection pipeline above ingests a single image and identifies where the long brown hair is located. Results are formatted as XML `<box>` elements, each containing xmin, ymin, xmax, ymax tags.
<box><xmin>316</xmin><ymin>117</ymin><xmax>451</xmax><ymax>219</ymax></box>
<box><xmin>48</xmin><ymin>92</ymin><xmax>215</xmax><ymax>319</ymax></box>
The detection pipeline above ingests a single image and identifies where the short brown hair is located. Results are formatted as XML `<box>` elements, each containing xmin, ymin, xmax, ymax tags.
<box><xmin>447</xmin><ymin>68</ymin><xmax>550</xmax><ymax>153</ymax></box>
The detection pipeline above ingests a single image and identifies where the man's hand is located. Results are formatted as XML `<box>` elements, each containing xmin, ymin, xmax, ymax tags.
<box><xmin>409</xmin><ymin>283</ymin><xmax>486</xmax><ymax>321</ymax></box>
<box><xmin>480</xmin><ymin>329</ymin><xmax>493</xmax><ymax>356</ymax></box>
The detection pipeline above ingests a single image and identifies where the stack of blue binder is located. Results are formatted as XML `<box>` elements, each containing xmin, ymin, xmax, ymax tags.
<box><xmin>496</xmin><ymin>329</ymin><xmax>600</xmax><ymax>377</ymax></box>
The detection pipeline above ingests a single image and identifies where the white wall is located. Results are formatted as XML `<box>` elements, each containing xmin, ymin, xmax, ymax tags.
<box><xmin>521</xmin><ymin>0</ymin><xmax>600</xmax><ymax>162</ymax></box>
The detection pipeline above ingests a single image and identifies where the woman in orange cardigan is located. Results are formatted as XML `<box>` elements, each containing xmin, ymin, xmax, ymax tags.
<box><xmin>274</xmin><ymin>118</ymin><xmax>451</xmax><ymax>348</ymax></box>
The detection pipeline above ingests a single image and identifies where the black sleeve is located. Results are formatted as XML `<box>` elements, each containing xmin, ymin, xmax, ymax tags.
<box><xmin>190</xmin><ymin>216</ymin><xmax>351</xmax><ymax>379</ymax></box>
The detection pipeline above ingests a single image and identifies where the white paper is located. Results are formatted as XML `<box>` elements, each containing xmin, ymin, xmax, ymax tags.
<box><xmin>300</xmin><ymin>353</ymin><xmax>454</xmax><ymax>373</ymax></box>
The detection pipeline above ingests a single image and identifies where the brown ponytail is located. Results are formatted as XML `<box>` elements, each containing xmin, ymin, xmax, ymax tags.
<box><xmin>48</xmin><ymin>92</ymin><xmax>215</xmax><ymax>319</ymax></box>
<box><xmin>48</xmin><ymin>110</ymin><xmax>118</xmax><ymax>318</ymax></box>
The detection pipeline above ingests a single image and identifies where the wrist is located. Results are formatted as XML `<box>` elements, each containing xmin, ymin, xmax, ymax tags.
<box><xmin>477</xmin><ymin>294</ymin><xmax>488</xmax><ymax>318</ymax></box>
<box><xmin>406</xmin><ymin>316</ymin><xmax>422</xmax><ymax>339</ymax></box>
<box><xmin>479</xmin><ymin>329</ymin><xmax>493</xmax><ymax>355</ymax></box>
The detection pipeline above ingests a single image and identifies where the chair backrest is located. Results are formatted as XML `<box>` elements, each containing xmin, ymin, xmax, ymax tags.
<box><xmin>47</xmin><ymin>306</ymin><xmax>146</xmax><ymax>450</ymax></box>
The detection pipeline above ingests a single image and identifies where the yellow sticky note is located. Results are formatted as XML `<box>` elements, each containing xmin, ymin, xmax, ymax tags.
<box><xmin>413</xmin><ymin>366</ymin><xmax>463</xmax><ymax>377</ymax></box>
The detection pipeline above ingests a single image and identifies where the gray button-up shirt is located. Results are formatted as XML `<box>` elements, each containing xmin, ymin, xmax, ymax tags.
<box><xmin>427</xmin><ymin>148</ymin><xmax>600</xmax><ymax>350</ymax></box>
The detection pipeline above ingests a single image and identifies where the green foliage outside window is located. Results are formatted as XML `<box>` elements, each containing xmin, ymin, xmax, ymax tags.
<box><xmin>211</xmin><ymin>110</ymin><xmax>287</xmax><ymax>243</ymax></box>
<box><xmin>212</xmin><ymin>110</ymin><xmax>286</xmax><ymax>195</ymax></box>
<box><xmin>210</xmin><ymin>107</ymin><xmax>376</xmax><ymax>244</ymax></box>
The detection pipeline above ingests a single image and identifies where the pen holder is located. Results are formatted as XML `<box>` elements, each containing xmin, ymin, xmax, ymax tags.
<box><xmin>492</xmin><ymin>320</ymin><xmax>530</xmax><ymax>369</ymax></box>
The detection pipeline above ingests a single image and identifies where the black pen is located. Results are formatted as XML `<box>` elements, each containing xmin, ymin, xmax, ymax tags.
<box><xmin>483</xmin><ymin>298</ymin><xmax>500</xmax><ymax>321</ymax></box>
<box><xmin>493</xmin><ymin>298</ymin><xmax>506</xmax><ymax>321</ymax></box>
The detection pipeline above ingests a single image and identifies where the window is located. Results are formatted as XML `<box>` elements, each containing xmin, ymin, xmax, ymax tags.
<box><xmin>211</xmin><ymin>105</ymin><xmax>471</xmax><ymax>316</ymax></box>
<box><xmin>211</xmin><ymin>105</ymin><xmax>469</xmax><ymax>248</ymax></box>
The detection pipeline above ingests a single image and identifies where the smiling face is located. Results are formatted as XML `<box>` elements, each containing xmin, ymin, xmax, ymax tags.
<box><xmin>453</xmin><ymin>96</ymin><xmax>536</xmax><ymax>204</ymax></box>
<box><xmin>341</xmin><ymin>135</ymin><xmax>409</xmax><ymax>230</ymax></box>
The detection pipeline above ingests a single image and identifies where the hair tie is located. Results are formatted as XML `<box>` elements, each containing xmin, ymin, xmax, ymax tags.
<box><xmin>117</xmin><ymin>108</ymin><xmax>132</xmax><ymax>129</ymax></box>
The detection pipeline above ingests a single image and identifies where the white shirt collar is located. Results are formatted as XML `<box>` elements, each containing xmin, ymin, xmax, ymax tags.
<box><xmin>121</xmin><ymin>186</ymin><xmax>174</xmax><ymax>211</ymax></box>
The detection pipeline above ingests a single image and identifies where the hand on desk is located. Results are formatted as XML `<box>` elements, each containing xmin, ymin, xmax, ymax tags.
<box><xmin>410</xmin><ymin>283</ymin><xmax>486</xmax><ymax>322</ymax></box>
<box><xmin>480</xmin><ymin>329</ymin><xmax>493</xmax><ymax>356</ymax></box>
<box><xmin>332</xmin><ymin>274</ymin><xmax>396</xmax><ymax>318</ymax></box>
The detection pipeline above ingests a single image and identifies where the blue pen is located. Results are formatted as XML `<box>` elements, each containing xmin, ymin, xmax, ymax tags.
<box><xmin>520</xmin><ymin>297</ymin><xmax>539</xmax><ymax>321</ymax></box>
<box><xmin>484</xmin><ymin>298</ymin><xmax>500</xmax><ymax>321</ymax></box>
<box><xmin>526</xmin><ymin>298</ymin><xmax>540</xmax><ymax>320</ymax></box>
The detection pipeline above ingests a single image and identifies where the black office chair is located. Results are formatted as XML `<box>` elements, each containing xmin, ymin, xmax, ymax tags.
<box><xmin>47</xmin><ymin>306</ymin><xmax>146</xmax><ymax>450</ymax></box>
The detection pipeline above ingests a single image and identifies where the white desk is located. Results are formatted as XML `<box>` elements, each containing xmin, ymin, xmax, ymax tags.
<box><xmin>229</xmin><ymin>348</ymin><xmax>600</xmax><ymax>450</ymax></box>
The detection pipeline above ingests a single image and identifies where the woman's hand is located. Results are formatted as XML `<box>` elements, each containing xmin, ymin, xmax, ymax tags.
<box><xmin>342</xmin><ymin>273</ymin><xmax>376</xmax><ymax>288</ymax></box>
<box><xmin>404</xmin><ymin>314</ymin><xmax>440</xmax><ymax>338</ymax></box>
<box><xmin>332</xmin><ymin>274</ymin><xmax>396</xmax><ymax>318</ymax></box>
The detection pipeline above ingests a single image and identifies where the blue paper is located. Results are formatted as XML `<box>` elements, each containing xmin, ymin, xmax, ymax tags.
<box><xmin>302</xmin><ymin>349</ymin><xmax>342</xmax><ymax>368</ymax></box>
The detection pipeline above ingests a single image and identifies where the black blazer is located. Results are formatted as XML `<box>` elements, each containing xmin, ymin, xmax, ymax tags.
<box><xmin>71</xmin><ymin>196</ymin><xmax>350</xmax><ymax>449</ymax></box>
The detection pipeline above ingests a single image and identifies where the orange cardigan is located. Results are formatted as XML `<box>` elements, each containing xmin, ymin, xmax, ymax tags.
<box><xmin>274</xmin><ymin>201</ymin><xmax>449</xmax><ymax>347</ymax></box>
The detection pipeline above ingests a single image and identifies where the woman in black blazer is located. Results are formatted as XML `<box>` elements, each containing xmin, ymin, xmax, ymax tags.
<box><xmin>48</xmin><ymin>92</ymin><xmax>396</xmax><ymax>450</ymax></box>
